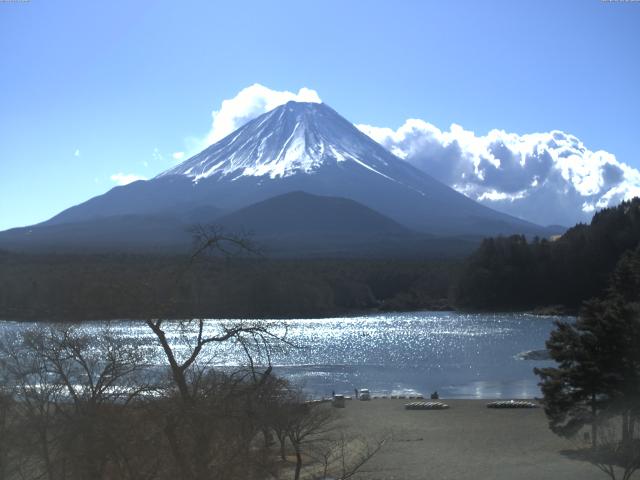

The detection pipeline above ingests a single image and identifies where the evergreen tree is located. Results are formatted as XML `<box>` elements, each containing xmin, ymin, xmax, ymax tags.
<box><xmin>535</xmin><ymin>247</ymin><xmax>640</xmax><ymax>448</ymax></box>
<box><xmin>534</xmin><ymin>312</ymin><xmax>612</xmax><ymax>447</ymax></box>
<box><xmin>455</xmin><ymin>197</ymin><xmax>640</xmax><ymax>311</ymax></box>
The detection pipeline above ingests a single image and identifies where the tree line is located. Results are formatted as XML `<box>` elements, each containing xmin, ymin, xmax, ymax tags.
<box><xmin>454</xmin><ymin>198</ymin><xmax>640</xmax><ymax>311</ymax></box>
<box><xmin>2</xmin><ymin>197</ymin><xmax>639</xmax><ymax>322</ymax></box>
<box><xmin>0</xmin><ymin>251</ymin><xmax>457</xmax><ymax>321</ymax></box>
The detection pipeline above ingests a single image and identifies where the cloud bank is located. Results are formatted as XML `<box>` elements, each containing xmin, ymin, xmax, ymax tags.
<box><xmin>358</xmin><ymin>120</ymin><xmax>640</xmax><ymax>226</ymax></box>
<box><xmin>203</xmin><ymin>83</ymin><xmax>321</xmax><ymax>146</ymax></box>
<box><xmin>176</xmin><ymin>83</ymin><xmax>639</xmax><ymax>226</ymax></box>
<box><xmin>110</xmin><ymin>172</ymin><xmax>147</xmax><ymax>186</ymax></box>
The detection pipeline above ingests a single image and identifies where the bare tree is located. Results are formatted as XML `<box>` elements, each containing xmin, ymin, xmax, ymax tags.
<box><xmin>145</xmin><ymin>317</ymin><xmax>283</xmax><ymax>404</ymax></box>
<box><xmin>143</xmin><ymin>315</ymin><xmax>291</xmax><ymax>480</ymax></box>
<box><xmin>0</xmin><ymin>224</ymin><xmax>389</xmax><ymax>480</ymax></box>
<box><xmin>309</xmin><ymin>432</ymin><xmax>388</xmax><ymax>480</ymax></box>
<box><xmin>189</xmin><ymin>224</ymin><xmax>259</xmax><ymax>261</ymax></box>
<box><xmin>0</xmin><ymin>329</ymin><xmax>66</xmax><ymax>480</ymax></box>
<box><xmin>573</xmin><ymin>415</ymin><xmax>640</xmax><ymax>480</ymax></box>
<box><xmin>0</xmin><ymin>386</ymin><xmax>13</xmax><ymax>480</ymax></box>
<box><xmin>270</xmin><ymin>396</ymin><xmax>387</xmax><ymax>480</ymax></box>
<box><xmin>283</xmin><ymin>401</ymin><xmax>337</xmax><ymax>480</ymax></box>
<box><xmin>0</xmin><ymin>324</ymin><xmax>156</xmax><ymax>480</ymax></box>
<box><xmin>138</xmin><ymin>225</ymin><xmax>295</xmax><ymax>479</ymax></box>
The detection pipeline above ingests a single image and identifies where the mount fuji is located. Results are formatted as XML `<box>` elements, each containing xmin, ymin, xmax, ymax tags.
<box><xmin>0</xmin><ymin>101</ymin><xmax>557</xmax><ymax>255</ymax></box>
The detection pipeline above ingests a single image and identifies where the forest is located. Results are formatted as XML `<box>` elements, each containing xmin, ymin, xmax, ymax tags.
<box><xmin>454</xmin><ymin>198</ymin><xmax>640</xmax><ymax>312</ymax></box>
<box><xmin>1</xmin><ymin>197</ymin><xmax>639</xmax><ymax>320</ymax></box>
<box><xmin>0</xmin><ymin>251</ymin><xmax>457</xmax><ymax>321</ymax></box>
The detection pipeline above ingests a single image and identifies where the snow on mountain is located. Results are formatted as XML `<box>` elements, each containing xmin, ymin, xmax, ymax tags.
<box><xmin>158</xmin><ymin>102</ymin><xmax>408</xmax><ymax>187</ymax></box>
<box><xmin>149</xmin><ymin>100</ymin><xmax>548</xmax><ymax>236</ymax></box>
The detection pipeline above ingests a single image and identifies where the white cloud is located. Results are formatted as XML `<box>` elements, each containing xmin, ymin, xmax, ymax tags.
<box><xmin>358</xmin><ymin>121</ymin><xmax>640</xmax><ymax>226</ymax></box>
<box><xmin>166</xmin><ymin>83</ymin><xmax>637</xmax><ymax>227</ymax></box>
<box><xmin>152</xmin><ymin>147</ymin><xmax>164</xmax><ymax>162</ymax></box>
<box><xmin>203</xmin><ymin>83</ymin><xmax>321</xmax><ymax>147</ymax></box>
<box><xmin>110</xmin><ymin>172</ymin><xmax>147</xmax><ymax>186</ymax></box>
<box><xmin>74</xmin><ymin>149</ymin><xmax>80</xmax><ymax>157</ymax></box>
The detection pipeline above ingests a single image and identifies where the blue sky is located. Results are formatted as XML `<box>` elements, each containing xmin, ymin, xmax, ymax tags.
<box><xmin>1</xmin><ymin>0</ymin><xmax>639</xmax><ymax>230</ymax></box>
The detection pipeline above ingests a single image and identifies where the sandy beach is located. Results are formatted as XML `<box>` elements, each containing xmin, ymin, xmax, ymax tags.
<box><xmin>331</xmin><ymin>398</ymin><xmax>604</xmax><ymax>480</ymax></box>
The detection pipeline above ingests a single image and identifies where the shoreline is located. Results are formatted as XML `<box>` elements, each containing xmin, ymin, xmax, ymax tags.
<box><xmin>331</xmin><ymin>398</ymin><xmax>603</xmax><ymax>479</ymax></box>
<box><xmin>0</xmin><ymin>306</ymin><xmax>575</xmax><ymax>323</ymax></box>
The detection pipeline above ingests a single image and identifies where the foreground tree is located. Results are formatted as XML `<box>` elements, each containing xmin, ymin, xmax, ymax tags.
<box><xmin>536</xmin><ymin>247</ymin><xmax>640</xmax><ymax>478</ymax></box>
<box><xmin>585</xmin><ymin>416</ymin><xmax>640</xmax><ymax>480</ymax></box>
<box><xmin>0</xmin><ymin>322</ymin><xmax>384</xmax><ymax>480</ymax></box>
<box><xmin>0</xmin><ymin>324</ymin><xmax>155</xmax><ymax>480</ymax></box>
<box><xmin>536</xmin><ymin>245</ymin><xmax>640</xmax><ymax>446</ymax></box>
<box><xmin>0</xmin><ymin>389</ymin><xmax>13</xmax><ymax>480</ymax></box>
<box><xmin>144</xmin><ymin>317</ymin><xmax>289</xmax><ymax>480</ymax></box>
<box><xmin>268</xmin><ymin>391</ymin><xmax>387</xmax><ymax>480</ymax></box>
<box><xmin>535</xmin><ymin>299</ymin><xmax>639</xmax><ymax>446</ymax></box>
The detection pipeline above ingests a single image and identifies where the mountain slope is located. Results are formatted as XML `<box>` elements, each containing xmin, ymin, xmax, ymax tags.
<box><xmin>216</xmin><ymin>191</ymin><xmax>411</xmax><ymax>236</ymax></box>
<box><xmin>0</xmin><ymin>214</ymin><xmax>192</xmax><ymax>253</ymax></box>
<box><xmin>42</xmin><ymin>101</ymin><xmax>548</xmax><ymax>237</ymax></box>
<box><xmin>213</xmin><ymin>191</ymin><xmax>481</xmax><ymax>258</ymax></box>
<box><xmin>0</xmin><ymin>101</ymin><xmax>559</xmax><ymax>255</ymax></box>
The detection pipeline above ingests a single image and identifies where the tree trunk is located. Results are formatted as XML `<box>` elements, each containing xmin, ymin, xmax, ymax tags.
<box><xmin>591</xmin><ymin>393</ymin><xmax>598</xmax><ymax>448</ymax></box>
<box><xmin>294</xmin><ymin>446</ymin><xmax>302</xmax><ymax>480</ymax></box>
<box><xmin>192</xmin><ymin>421</ymin><xmax>212</xmax><ymax>480</ymax></box>
<box><xmin>40</xmin><ymin>428</ymin><xmax>55</xmax><ymax>480</ymax></box>
<box><xmin>281</xmin><ymin>441</ymin><xmax>286</xmax><ymax>462</ymax></box>
<box><xmin>622</xmin><ymin>410</ymin><xmax>630</xmax><ymax>444</ymax></box>
<box><xmin>164</xmin><ymin>418</ymin><xmax>193</xmax><ymax>480</ymax></box>
<box><xmin>145</xmin><ymin>320</ymin><xmax>192</xmax><ymax>403</ymax></box>
<box><xmin>262</xmin><ymin>428</ymin><xmax>274</xmax><ymax>448</ymax></box>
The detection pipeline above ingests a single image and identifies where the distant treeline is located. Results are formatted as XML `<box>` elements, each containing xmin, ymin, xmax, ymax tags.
<box><xmin>454</xmin><ymin>198</ymin><xmax>640</xmax><ymax>311</ymax></box>
<box><xmin>3</xmin><ymin>198</ymin><xmax>639</xmax><ymax>320</ymax></box>
<box><xmin>0</xmin><ymin>252</ymin><xmax>457</xmax><ymax>321</ymax></box>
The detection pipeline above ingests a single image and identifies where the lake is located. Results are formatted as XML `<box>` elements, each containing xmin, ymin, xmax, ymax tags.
<box><xmin>0</xmin><ymin>311</ymin><xmax>565</xmax><ymax>399</ymax></box>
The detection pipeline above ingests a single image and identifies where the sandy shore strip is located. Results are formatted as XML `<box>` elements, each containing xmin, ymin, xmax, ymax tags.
<box><xmin>329</xmin><ymin>399</ymin><xmax>604</xmax><ymax>480</ymax></box>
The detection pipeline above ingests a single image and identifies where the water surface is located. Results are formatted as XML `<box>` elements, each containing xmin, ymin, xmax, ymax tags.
<box><xmin>0</xmin><ymin>311</ymin><xmax>564</xmax><ymax>399</ymax></box>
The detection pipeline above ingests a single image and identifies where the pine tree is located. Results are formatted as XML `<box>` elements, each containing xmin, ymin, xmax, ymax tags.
<box><xmin>535</xmin><ymin>247</ymin><xmax>640</xmax><ymax>448</ymax></box>
<box><xmin>535</xmin><ymin>312</ymin><xmax>612</xmax><ymax>447</ymax></box>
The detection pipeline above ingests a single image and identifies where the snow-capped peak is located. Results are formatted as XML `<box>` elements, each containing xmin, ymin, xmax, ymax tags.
<box><xmin>157</xmin><ymin>101</ymin><xmax>404</xmax><ymax>183</ymax></box>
